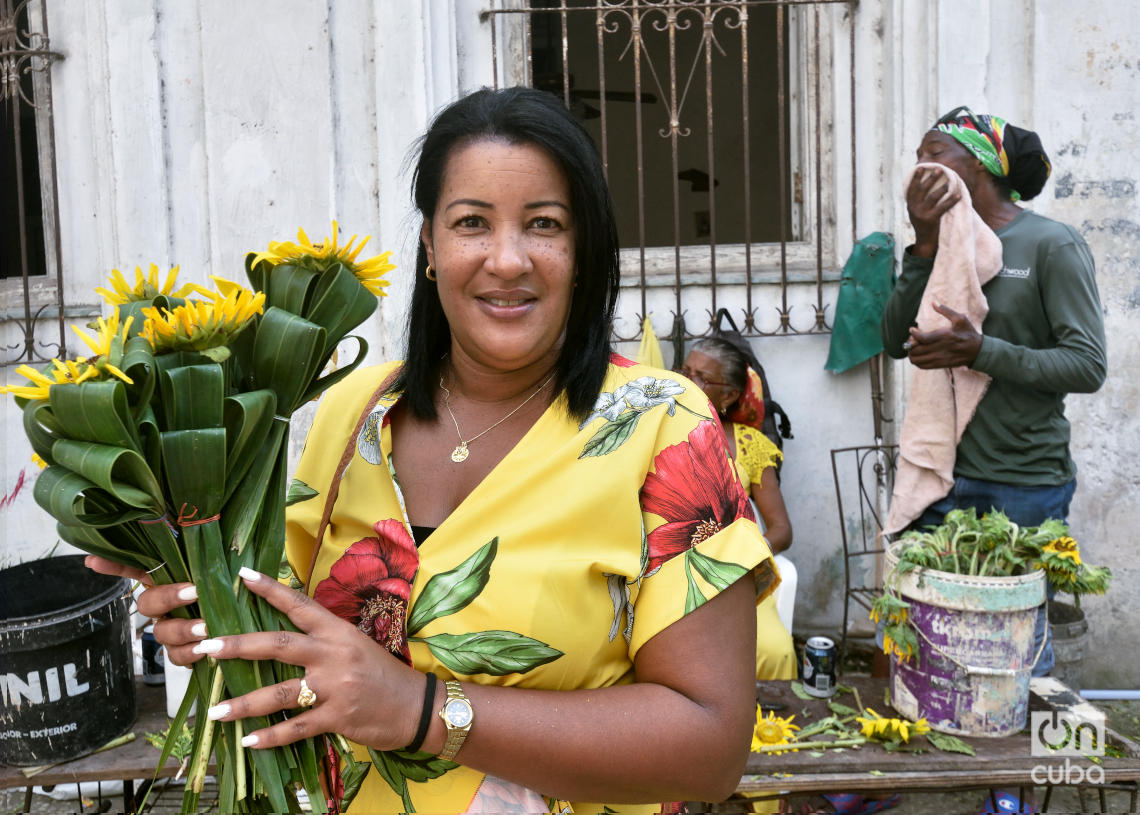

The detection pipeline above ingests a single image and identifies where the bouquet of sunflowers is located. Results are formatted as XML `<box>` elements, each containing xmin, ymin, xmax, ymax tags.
<box><xmin>2</xmin><ymin>223</ymin><xmax>393</xmax><ymax>813</ymax></box>
<box><xmin>871</xmin><ymin>508</ymin><xmax>1111</xmax><ymax>662</ymax></box>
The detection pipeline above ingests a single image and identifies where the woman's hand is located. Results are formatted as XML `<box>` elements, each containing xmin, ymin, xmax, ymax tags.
<box><xmin>195</xmin><ymin>568</ymin><xmax>424</xmax><ymax>753</ymax></box>
<box><xmin>85</xmin><ymin>555</ymin><xmax>207</xmax><ymax>667</ymax></box>
<box><xmin>906</xmin><ymin>165</ymin><xmax>960</xmax><ymax>258</ymax></box>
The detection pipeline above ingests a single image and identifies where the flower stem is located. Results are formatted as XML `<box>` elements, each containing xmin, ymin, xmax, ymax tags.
<box><xmin>190</xmin><ymin>661</ymin><xmax>226</xmax><ymax>794</ymax></box>
<box><xmin>755</xmin><ymin>737</ymin><xmax>866</xmax><ymax>753</ymax></box>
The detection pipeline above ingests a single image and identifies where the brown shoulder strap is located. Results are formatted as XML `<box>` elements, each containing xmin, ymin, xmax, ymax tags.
<box><xmin>304</xmin><ymin>367</ymin><xmax>401</xmax><ymax>590</ymax></box>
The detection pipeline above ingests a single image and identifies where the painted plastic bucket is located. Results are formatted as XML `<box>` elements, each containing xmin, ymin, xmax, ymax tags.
<box><xmin>886</xmin><ymin>542</ymin><xmax>1045</xmax><ymax>737</ymax></box>
<box><xmin>0</xmin><ymin>555</ymin><xmax>136</xmax><ymax>766</ymax></box>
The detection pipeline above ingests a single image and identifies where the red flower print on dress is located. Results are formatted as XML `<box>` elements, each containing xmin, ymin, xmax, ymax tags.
<box><xmin>640</xmin><ymin>419</ymin><xmax>754</xmax><ymax>575</ymax></box>
<box><xmin>313</xmin><ymin>519</ymin><xmax>419</xmax><ymax>664</ymax></box>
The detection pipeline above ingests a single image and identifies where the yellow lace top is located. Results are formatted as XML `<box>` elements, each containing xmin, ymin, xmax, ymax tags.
<box><xmin>732</xmin><ymin>422</ymin><xmax>783</xmax><ymax>490</ymax></box>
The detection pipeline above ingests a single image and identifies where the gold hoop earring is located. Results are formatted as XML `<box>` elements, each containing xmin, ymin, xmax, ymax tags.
<box><xmin>425</xmin><ymin>264</ymin><xmax>437</xmax><ymax>282</ymax></box>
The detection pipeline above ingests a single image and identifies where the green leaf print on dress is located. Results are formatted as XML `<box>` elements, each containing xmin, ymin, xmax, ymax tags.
<box><xmin>416</xmin><ymin>630</ymin><xmax>563</xmax><ymax>675</ymax></box>
<box><xmin>407</xmin><ymin>537</ymin><xmax>498</xmax><ymax>634</ymax></box>
<box><xmin>579</xmin><ymin>376</ymin><xmax>705</xmax><ymax>458</ymax></box>
<box><xmin>285</xmin><ymin>478</ymin><xmax>318</xmax><ymax>506</ymax></box>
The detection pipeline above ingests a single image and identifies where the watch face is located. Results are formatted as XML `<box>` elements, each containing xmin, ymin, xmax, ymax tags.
<box><xmin>444</xmin><ymin>698</ymin><xmax>473</xmax><ymax>728</ymax></box>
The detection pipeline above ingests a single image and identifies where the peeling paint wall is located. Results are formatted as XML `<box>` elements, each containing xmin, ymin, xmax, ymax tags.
<box><xmin>2</xmin><ymin>0</ymin><xmax>1136</xmax><ymax>686</ymax></box>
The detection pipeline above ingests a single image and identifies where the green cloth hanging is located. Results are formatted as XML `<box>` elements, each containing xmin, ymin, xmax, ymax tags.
<box><xmin>825</xmin><ymin>231</ymin><xmax>897</xmax><ymax>373</ymax></box>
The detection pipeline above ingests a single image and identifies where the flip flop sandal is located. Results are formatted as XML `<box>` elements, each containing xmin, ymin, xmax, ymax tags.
<box><xmin>820</xmin><ymin>793</ymin><xmax>903</xmax><ymax>815</ymax></box>
<box><xmin>975</xmin><ymin>789</ymin><xmax>1037</xmax><ymax>814</ymax></box>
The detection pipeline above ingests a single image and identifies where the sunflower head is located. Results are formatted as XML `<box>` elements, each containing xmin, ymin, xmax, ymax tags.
<box><xmin>855</xmin><ymin>708</ymin><xmax>928</xmax><ymax>743</ymax></box>
<box><xmin>2</xmin><ymin>309</ymin><xmax>139</xmax><ymax>401</ymax></box>
<box><xmin>141</xmin><ymin>281</ymin><xmax>265</xmax><ymax>356</ymax></box>
<box><xmin>751</xmin><ymin>707</ymin><xmax>800</xmax><ymax>754</ymax></box>
<box><xmin>1</xmin><ymin>358</ymin><xmax>98</xmax><ymax>401</ymax></box>
<box><xmin>95</xmin><ymin>263</ymin><xmax>197</xmax><ymax>305</ymax></box>
<box><xmin>1043</xmin><ymin>536</ymin><xmax>1082</xmax><ymax>565</ymax></box>
<box><xmin>250</xmin><ymin>221</ymin><xmax>395</xmax><ymax>297</ymax></box>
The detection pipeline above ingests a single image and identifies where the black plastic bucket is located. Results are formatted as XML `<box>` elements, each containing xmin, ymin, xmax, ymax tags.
<box><xmin>0</xmin><ymin>555</ymin><xmax>136</xmax><ymax>766</ymax></box>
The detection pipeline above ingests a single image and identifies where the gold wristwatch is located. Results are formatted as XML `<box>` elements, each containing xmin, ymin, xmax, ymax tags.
<box><xmin>437</xmin><ymin>680</ymin><xmax>473</xmax><ymax>761</ymax></box>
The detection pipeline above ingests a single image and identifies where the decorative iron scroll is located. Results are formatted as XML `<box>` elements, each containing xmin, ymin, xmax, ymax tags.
<box><xmin>2</xmin><ymin>0</ymin><xmax>67</xmax><ymax>367</ymax></box>
<box><xmin>484</xmin><ymin>0</ymin><xmax>856</xmax><ymax>346</ymax></box>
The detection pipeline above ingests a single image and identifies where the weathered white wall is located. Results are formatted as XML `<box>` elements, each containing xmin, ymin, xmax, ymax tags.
<box><xmin>2</xmin><ymin>0</ymin><xmax>1136</xmax><ymax>686</ymax></box>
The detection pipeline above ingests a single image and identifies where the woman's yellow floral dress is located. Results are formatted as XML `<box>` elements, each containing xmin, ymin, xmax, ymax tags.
<box><xmin>285</xmin><ymin>355</ymin><xmax>778</xmax><ymax>814</ymax></box>
<box><xmin>730</xmin><ymin>423</ymin><xmax>797</xmax><ymax>682</ymax></box>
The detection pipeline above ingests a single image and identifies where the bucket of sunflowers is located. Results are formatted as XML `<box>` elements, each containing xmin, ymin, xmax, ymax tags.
<box><xmin>1</xmin><ymin>223</ymin><xmax>393</xmax><ymax>813</ymax></box>
<box><xmin>870</xmin><ymin>508</ymin><xmax>1111</xmax><ymax>738</ymax></box>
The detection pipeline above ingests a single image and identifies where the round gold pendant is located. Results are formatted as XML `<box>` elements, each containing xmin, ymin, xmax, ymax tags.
<box><xmin>450</xmin><ymin>443</ymin><xmax>469</xmax><ymax>463</ymax></box>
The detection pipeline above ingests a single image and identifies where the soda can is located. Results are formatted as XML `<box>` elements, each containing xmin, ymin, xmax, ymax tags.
<box><xmin>141</xmin><ymin>623</ymin><xmax>165</xmax><ymax>686</ymax></box>
<box><xmin>801</xmin><ymin>636</ymin><xmax>837</xmax><ymax>698</ymax></box>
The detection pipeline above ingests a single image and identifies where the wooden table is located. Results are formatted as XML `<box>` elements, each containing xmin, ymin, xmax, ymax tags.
<box><xmin>0</xmin><ymin>680</ymin><xmax>188</xmax><ymax>812</ymax></box>
<box><xmin>741</xmin><ymin>677</ymin><xmax>1140</xmax><ymax>809</ymax></box>
<box><xmin>5</xmin><ymin>676</ymin><xmax>1139</xmax><ymax>812</ymax></box>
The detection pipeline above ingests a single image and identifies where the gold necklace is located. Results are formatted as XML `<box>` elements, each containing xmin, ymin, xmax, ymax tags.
<box><xmin>439</xmin><ymin>370</ymin><xmax>557</xmax><ymax>463</ymax></box>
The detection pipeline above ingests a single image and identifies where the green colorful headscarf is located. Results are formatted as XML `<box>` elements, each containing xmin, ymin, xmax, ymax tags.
<box><xmin>932</xmin><ymin>106</ymin><xmax>1052</xmax><ymax>201</ymax></box>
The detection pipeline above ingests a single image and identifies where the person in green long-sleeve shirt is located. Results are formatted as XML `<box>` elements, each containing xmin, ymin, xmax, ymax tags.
<box><xmin>880</xmin><ymin>106</ymin><xmax>1107</xmax><ymax>679</ymax></box>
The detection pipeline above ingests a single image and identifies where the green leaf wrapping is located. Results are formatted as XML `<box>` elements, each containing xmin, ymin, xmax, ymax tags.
<box><xmin>251</xmin><ymin>308</ymin><xmax>327</xmax><ymax>414</ymax></box>
<box><xmin>50</xmin><ymin>440</ymin><xmax>164</xmax><ymax>512</ymax></box>
<box><xmin>49</xmin><ymin>379</ymin><xmax>142</xmax><ymax>453</ymax></box>
<box><xmin>305</xmin><ymin>263</ymin><xmax>378</xmax><ymax>358</ymax></box>
<box><xmin>419</xmin><ymin>630</ymin><xmax>563</xmax><ymax>676</ymax></box>
<box><xmin>407</xmin><ymin>538</ymin><xmax>498</xmax><ymax>634</ymax></box>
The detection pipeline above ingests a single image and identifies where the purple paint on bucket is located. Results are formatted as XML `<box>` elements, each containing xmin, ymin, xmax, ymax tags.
<box><xmin>885</xmin><ymin>542</ymin><xmax>1045</xmax><ymax>738</ymax></box>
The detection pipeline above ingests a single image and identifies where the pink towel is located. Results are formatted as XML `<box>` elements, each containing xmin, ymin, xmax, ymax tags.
<box><xmin>883</xmin><ymin>163</ymin><xmax>1003</xmax><ymax>534</ymax></box>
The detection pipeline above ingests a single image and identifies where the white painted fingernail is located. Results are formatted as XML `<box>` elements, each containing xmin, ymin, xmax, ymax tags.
<box><xmin>177</xmin><ymin>585</ymin><xmax>199</xmax><ymax>601</ymax></box>
<box><xmin>190</xmin><ymin>622</ymin><xmax>208</xmax><ymax>638</ymax></box>
<box><xmin>206</xmin><ymin>703</ymin><xmax>230</xmax><ymax>721</ymax></box>
<box><xmin>240</xmin><ymin>734</ymin><xmax>259</xmax><ymax>748</ymax></box>
<box><xmin>238</xmin><ymin>567</ymin><xmax>261</xmax><ymax>582</ymax></box>
<box><xmin>192</xmin><ymin>639</ymin><xmax>223</xmax><ymax>655</ymax></box>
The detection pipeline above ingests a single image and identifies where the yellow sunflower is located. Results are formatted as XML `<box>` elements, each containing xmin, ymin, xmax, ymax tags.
<box><xmin>250</xmin><ymin>220</ymin><xmax>395</xmax><ymax>296</ymax></box>
<box><xmin>751</xmin><ymin>707</ymin><xmax>800</xmax><ymax>754</ymax></box>
<box><xmin>141</xmin><ymin>283</ymin><xmax>265</xmax><ymax>354</ymax></box>
<box><xmin>855</xmin><ymin>708</ymin><xmax>930</xmax><ymax>743</ymax></box>
<box><xmin>95</xmin><ymin>263</ymin><xmax>197</xmax><ymax>305</ymax></box>
<box><xmin>1</xmin><ymin>358</ymin><xmax>97</xmax><ymax>401</ymax></box>
<box><xmin>2</xmin><ymin>309</ymin><xmax>136</xmax><ymax>400</ymax></box>
<box><xmin>71</xmin><ymin>308</ymin><xmax>135</xmax><ymax>386</ymax></box>
<box><xmin>1043</xmin><ymin>536</ymin><xmax>1082</xmax><ymax>566</ymax></box>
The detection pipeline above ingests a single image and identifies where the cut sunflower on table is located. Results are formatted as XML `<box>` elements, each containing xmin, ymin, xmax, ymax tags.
<box><xmin>752</xmin><ymin>707</ymin><xmax>801</xmax><ymax>754</ymax></box>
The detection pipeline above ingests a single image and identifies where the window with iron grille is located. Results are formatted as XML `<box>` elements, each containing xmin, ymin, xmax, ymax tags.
<box><xmin>1</xmin><ymin>0</ymin><xmax>65</xmax><ymax>366</ymax></box>
<box><xmin>484</xmin><ymin>0</ymin><xmax>857</xmax><ymax>345</ymax></box>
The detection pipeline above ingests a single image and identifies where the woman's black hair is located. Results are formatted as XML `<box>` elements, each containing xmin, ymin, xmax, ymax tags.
<box><xmin>391</xmin><ymin>86</ymin><xmax>620</xmax><ymax>422</ymax></box>
<box><xmin>690</xmin><ymin>337</ymin><xmax>748</xmax><ymax>394</ymax></box>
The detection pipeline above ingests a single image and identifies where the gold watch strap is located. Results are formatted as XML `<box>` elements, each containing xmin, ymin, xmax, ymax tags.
<box><xmin>437</xmin><ymin>680</ymin><xmax>472</xmax><ymax>762</ymax></box>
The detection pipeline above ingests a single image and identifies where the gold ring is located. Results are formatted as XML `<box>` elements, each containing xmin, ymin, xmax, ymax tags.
<box><xmin>297</xmin><ymin>678</ymin><xmax>317</xmax><ymax>707</ymax></box>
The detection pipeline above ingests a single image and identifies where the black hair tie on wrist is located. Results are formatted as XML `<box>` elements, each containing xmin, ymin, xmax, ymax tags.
<box><xmin>405</xmin><ymin>671</ymin><xmax>437</xmax><ymax>754</ymax></box>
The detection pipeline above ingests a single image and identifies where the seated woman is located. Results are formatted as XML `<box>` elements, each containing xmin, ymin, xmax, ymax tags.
<box><xmin>681</xmin><ymin>337</ymin><xmax>796</xmax><ymax>680</ymax></box>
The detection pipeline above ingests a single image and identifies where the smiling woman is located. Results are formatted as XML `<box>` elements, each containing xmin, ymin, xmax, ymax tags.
<box><xmin>90</xmin><ymin>87</ymin><xmax>779</xmax><ymax>814</ymax></box>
